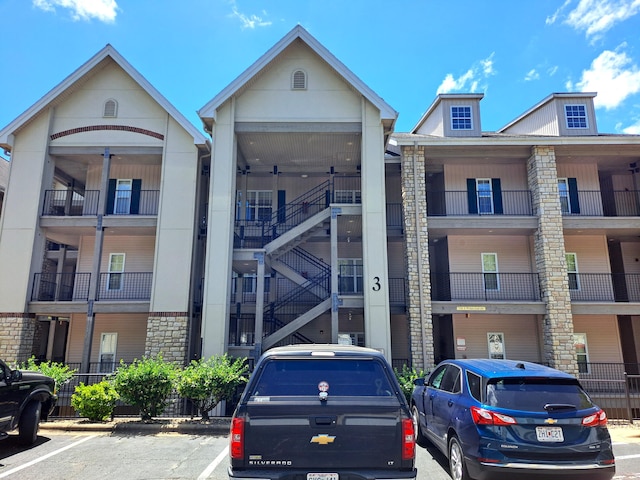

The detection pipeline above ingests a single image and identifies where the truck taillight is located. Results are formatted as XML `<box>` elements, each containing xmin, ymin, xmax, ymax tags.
<box><xmin>402</xmin><ymin>418</ymin><xmax>416</xmax><ymax>460</ymax></box>
<box><xmin>230</xmin><ymin>417</ymin><xmax>244</xmax><ymax>459</ymax></box>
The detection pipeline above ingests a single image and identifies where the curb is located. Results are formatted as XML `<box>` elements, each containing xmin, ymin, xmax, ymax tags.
<box><xmin>40</xmin><ymin>418</ymin><xmax>231</xmax><ymax>435</ymax></box>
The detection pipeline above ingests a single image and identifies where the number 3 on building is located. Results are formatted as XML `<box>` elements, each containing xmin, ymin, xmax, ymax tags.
<box><xmin>372</xmin><ymin>276</ymin><xmax>381</xmax><ymax>291</ymax></box>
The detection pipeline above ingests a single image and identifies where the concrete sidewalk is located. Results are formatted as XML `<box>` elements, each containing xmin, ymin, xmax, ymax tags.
<box><xmin>40</xmin><ymin>417</ymin><xmax>640</xmax><ymax>442</ymax></box>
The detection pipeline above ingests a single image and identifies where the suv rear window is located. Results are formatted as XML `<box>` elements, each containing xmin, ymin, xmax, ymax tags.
<box><xmin>250</xmin><ymin>358</ymin><xmax>394</xmax><ymax>397</ymax></box>
<box><xmin>486</xmin><ymin>377</ymin><xmax>594</xmax><ymax>411</ymax></box>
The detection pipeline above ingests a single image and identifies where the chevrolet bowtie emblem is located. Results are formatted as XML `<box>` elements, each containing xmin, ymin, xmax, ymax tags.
<box><xmin>544</xmin><ymin>418</ymin><xmax>558</xmax><ymax>424</ymax></box>
<box><xmin>310</xmin><ymin>434</ymin><xmax>336</xmax><ymax>445</ymax></box>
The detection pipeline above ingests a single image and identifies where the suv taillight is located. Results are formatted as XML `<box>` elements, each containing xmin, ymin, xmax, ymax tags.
<box><xmin>582</xmin><ymin>409</ymin><xmax>608</xmax><ymax>427</ymax></box>
<box><xmin>230</xmin><ymin>417</ymin><xmax>244</xmax><ymax>459</ymax></box>
<box><xmin>402</xmin><ymin>418</ymin><xmax>416</xmax><ymax>460</ymax></box>
<box><xmin>470</xmin><ymin>406</ymin><xmax>517</xmax><ymax>426</ymax></box>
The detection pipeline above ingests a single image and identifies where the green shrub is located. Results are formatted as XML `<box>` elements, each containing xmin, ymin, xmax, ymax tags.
<box><xmin>394</xmin><ymin>364</ymin><xmax>426</xmax><ymax>404</ymax></box>
<box><xmin>111</xmin><ymin>355</ymin><xmax>177</xmax><ymax>421</ymax></box>
<box><xmin>15</xmin><ymin>356</ymin><xmax>76</xmax><ymax>393</ymax></box>
<box><xmin>71</xmin><ymin>381</ymin><xmax>120</xmax><ymax>421</ymax></box>
<box><xmin>176</xmin><ymin>355</ymin><xmax>248</xmax><ymax>420</ymax></box>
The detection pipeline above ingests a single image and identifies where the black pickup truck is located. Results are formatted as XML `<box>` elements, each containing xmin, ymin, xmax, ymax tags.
<box><xmin>228</xmin><ymin>344</ymin><xmax>417</xmax><ymax>480</ymax></box>
<box><xmin>0</xmin><ymin>358</ymin><xmax>57</xmax><ymax>445</ymax></box>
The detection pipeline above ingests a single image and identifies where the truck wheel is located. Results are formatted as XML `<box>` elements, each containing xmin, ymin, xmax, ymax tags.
<box><xmin>448</xmin><ymin>436</ymin><xmax>470</xmax><ymax>480</ymax></box>
<box><xmin>18</xmin><ymin>401</ymin><xmax>41</xmax><ymax>445</ymax></box>
<box><xmin>411</xmin><ymin>405</ymin><xmax>427</xmax><ymax>444</ymax></box>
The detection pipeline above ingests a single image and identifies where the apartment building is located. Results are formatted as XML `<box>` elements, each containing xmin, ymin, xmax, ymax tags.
<box><xmin>1</xmin><ymin>26</ymin><xmax>640</xmax><ymax>375</ymax></box>
<box><xmin>0</xmin><ymin>155</ymin><xmax>8</xmax><ymax>216</ymax></box>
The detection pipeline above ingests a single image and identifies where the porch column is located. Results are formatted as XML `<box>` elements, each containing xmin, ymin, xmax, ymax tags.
<box><xmin>254</xmin><ymin>252</ymin><xmax>265</xmax><ymax>357</ymax></box>
<box><xmin>0</xmin><ymin>314</ymin><xmax>36</xmax><ymax>364</ymax></box>
<box><xmin>330</xmin><ymin>207</ymin><xmax>339</xmax><ymax>343</ymax></box>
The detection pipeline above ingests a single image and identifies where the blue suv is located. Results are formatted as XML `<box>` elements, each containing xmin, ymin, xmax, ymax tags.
<box><xmin>411</xmin><ymin>359</ymin><xmax>614</xmax><ymax>480</ymax></box>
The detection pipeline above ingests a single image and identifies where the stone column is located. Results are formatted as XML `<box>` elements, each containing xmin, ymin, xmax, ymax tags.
<box><xmin>0</xmin><ymin>314</ymin><xmax>36</xmax><ymax>364</ymax></box>
<box><xmin>401</xmin><ymin>145</ymin><xmax>434</xmax><ymax>370</ymax></box>
<box><xmin>145</xmin><ymin>312</ymin><xmax>189</xmax><ymax>365</ymax></box>
<box><xmin>527</xmin><ymin>146</ymin><xmax>578</xmax><ymax>374</ymax></box>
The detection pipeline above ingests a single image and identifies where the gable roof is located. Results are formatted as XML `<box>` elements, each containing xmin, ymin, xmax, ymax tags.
<box><xmin>198</xmin><ymin>25</ymin><xmax>397</xmax><ymax>130</ymax></box>
<box><xmin>0</xmin><ymin>44</ymin><xmax>208</xmax><ymax>150</ymax></box>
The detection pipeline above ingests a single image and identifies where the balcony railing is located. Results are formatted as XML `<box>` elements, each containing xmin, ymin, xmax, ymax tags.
<box><xmin>569</xmin><ymin>273</ymin><xmax>640</xmax><ymax>302</ymax></box>
<box><xmin>563</xmin><ymin>190</ymin><xmax>640</xmax><ymax>217</ymax></box>
<box><xmin>108</xmin><ymin>190</ymin><xmax>160</xmax><ymax>215</ymax></box>
<box><xmin>427</xmin><ymin>190</ymin><xmax>533</xmax><ymax>216</ymax></box>
<box><xmin>42</xmin><ymin>190</ymin><xmax>100</xmax><ymax>216</ymax></box>
<box><xmin>31</xmin><ymin>272</ymin><xmax>91</xmax><ymax>301</ymax></box>
<box><xmin>431</xmin><ymin>272</ymin><xmax>541</xmax><ymax>301</ymax></box>
<box><xmin>96</xmin><ymin>272</ymin><xmax>153</xmax><ymax>300</ymax></box>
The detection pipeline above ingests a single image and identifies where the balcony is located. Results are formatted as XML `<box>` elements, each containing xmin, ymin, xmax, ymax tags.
<box><xmin>31</xmin><ymin>273</ymin><xmax>91</xmax><ymax>301</ymax></box>
<box><xmin>96</xmin><ymin>272</ymin><xmax>153</xmax><ymax>301</ymax></box>
<box><xmin>569</xmin><ymin>273</ymin><xmax>640</xmax><ymax>302</ymax></box>
<box><xmin>42</xmin><ymin>189</ymin><xmax>160</xmax><ymax>216</ymax></box>
<box><xmin>427</xmin><ymin>190</ymin><xmax>533</xmax><ymax>216</ymax></box>
<box><xmin>562</xmin><ymin>190</ymin><xmax>640</xmax><ymax>216</ymax></box>
<box><xmin>431</xmin><ymin>272</ymin><xmax>541</xmax><ymax>301</ymax></box>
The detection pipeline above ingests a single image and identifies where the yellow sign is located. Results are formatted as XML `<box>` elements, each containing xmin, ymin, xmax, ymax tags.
<box><xmin>456</xmin><ymin>306</ymin><xmax>486</xmax><ymax>311</ymax></box>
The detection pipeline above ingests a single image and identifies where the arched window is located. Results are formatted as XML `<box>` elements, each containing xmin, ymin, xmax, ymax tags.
<box><xmin>291</xmin><ymin>70</ymin><xmax>307</xmax><ymax>90</ymax></box>
<box><xmin>103</xmin><ymin>99</ymin><xmax>118</xmax><ymax>118</ymax></box>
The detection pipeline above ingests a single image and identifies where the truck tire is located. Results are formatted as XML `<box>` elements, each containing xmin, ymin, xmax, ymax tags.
<box><xmin>18</xmin><ymin>401</ymin><xmax>41</xmax><ymax>445</ymax></box>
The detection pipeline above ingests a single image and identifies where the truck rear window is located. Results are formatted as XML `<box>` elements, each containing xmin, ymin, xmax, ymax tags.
<box><xmin>249</xmin><ymin>358</ymin><xmax>395</xmax><ymax>397</ymax></box>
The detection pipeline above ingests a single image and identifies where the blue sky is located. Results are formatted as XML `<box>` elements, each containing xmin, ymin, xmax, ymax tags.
<box><xmin>2</xmin><ymin>0</ymin><xmax>640</xmax><ymax>160</ymax></box>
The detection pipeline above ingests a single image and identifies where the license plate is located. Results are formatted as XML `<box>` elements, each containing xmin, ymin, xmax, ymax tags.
<box><xmin>307</xmin><ymin>474</ymin><xmax>338</xmax><ymax>480</ymax></box>
<box><xmin>536</xmin><ymin>426</ymin><xmax>564</xmax><ymax>442</ymax></box>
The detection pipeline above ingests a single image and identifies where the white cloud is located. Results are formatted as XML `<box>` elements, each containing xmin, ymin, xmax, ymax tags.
<box><xmin>557</xmin><ymin>0</ymin><xmax>640</xmax><ymax>40</ymax></box>
<box><xmin>622</xmin><ymin>120</ymin><xmax>640</xmax><ymax>133</ymax></box>
<box><xmin>437</xmin><ymin>53</ymin><xmax>495</xmax><ymax>94</ymax></box>
<box><xmin>525</xmin><ymin>69</ymin><xmax>540</xmax><ymax>81</ymax></box>
<box><xmin>546</xmin><ymin>0</ymin><xmax>572</xmax><ymax>25</ymax></box>
<box><xmin>33</xmin><ymin>0</ymin><xmax>118</xmax><ymax>23</ymax></box>
<box><xmin>568</xmin><ymin>44</ymin><xmax>640</xmax><ymax>109</ymax></box>
<box><xmin>230</xmin><ymin>1</ymin><xmax>271</xmax><ymax>29</ymax></box>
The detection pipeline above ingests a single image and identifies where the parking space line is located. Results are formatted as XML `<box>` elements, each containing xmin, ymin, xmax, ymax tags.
<box><xmin>0</xmin><ymin>435</ymin><xmax>95</xmax><ymax>479</ymax></box>
<box><xmin>197</xmin><ymin>445</ymin><xmax>229</xmax><ymax>480</ymax></box>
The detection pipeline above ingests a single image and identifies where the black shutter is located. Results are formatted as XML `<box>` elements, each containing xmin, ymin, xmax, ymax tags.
<box><xmin>492</xmin><ymin>178</ymin><xmax>503</xmax><ymax>214</ymax></box>
<box><xmin>106</xmin><ymin>179</ymin><xmax>116</xmax><ymax>214</ymax></box>
<box><xmin>131</xmin><ymin>179</ymin><xmax>142</xmax><ymax>214</ymax></box>
<box><xmin>277</xmin><ymin>190</ymin><xmax>286</xmax><ymax>222</ymax></box>
<box><xmin>568</xmin><ymin>177</ymin><xmax>580</xmax><ymax>214</ymax></box>
<box><xmin>467</xmin><ymin>179</ymin><xmax>478</xmax><ymax>214</ymax></box>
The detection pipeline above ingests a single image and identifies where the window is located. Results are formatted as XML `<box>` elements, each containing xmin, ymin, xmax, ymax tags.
<box><xmin>565</xmin><ymin>104</ymin><xmax>588</xmax><ymax>129</ymax></box>
<box><xmin>451</xmin><ymin>106</ymin><xmax>472</xmax><ymax>130</ymax></box>
<box><xmin>338</xmin><ymin>258</ymin><xmax>363</xmax><ymax>294</ymax></box>
<box><xmin>566</xmin><ymin>253</ymin><xmax>579</xmax><ymax>290</ymax></box>
<box><xmin>99</xmin><ymin>333</ymin><xmax>117</xmax><ymax>373</ymax></box>
<box><xmin>574</xmin><ymin>333</ymin><xmax>589</xmax><ymax>374</ymax></box>
<box><xmin>339</xmin><ymin>332</ymin><xmax>365</xmax><ymax>347</ymax></box>
<box><xmin>476</xmin><ymin>179</ymin><xmax>493</xmax><ymax>214</ymax></box>
<box><xmin>245</xmin><ymin>190</ymin><xmax>272</xmax><ymax>221</ymax></box>
<box><xmin>334</xmin><ymin>190</ymin><xmax>361</xmax><ymax>204</ymax></box>
<box><xmin>466</xmin><ymin>371</ymin><xmax>482</xmax><ymax>402</ymax></box>
<box><xmin>108</xmin><ymin>253</ymin><xmax>125</xmax><ymax>291</ymax></box>
<box><xmin>103</xmin><ymin>99</ymin><xmax>118</xmax><ymax>117</ymax></box>
<box><xmin>558</xmin><ymin>178</ymin><xmax>571</xmax><ymax>214</ymax></box>
<box><xmin>291</xmin><ymin>69</ymin><xmax>307</xmax><ymax>90</ymax></box>
<box><xmin>487</xmin><ymin>332</ymin><xmax>505</xmax><ymax>359</ymax></box>
<box><xmin>114</xmin><ymin>179</ymin><xmax>132</xmax><ymax>214</ymax></box>
<box><xmin>482</xmin><ymin>253</ymin><xmax>499</xmax><ymax>291</ymax></box>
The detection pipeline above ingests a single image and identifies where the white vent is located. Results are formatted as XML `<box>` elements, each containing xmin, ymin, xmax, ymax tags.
<box><xmin>103</xmin><ymin>99</ymin><xmax>118</xmax><ymax>117</ymax></box>
<box><xmin>292</xmin><ymin>70</ymin><xmax>307</xmax><ymax>90</ymax></box>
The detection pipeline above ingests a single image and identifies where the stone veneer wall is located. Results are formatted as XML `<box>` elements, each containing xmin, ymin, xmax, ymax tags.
<box><xmin>145</xmin><ymin>313</ymin><xmax>189</xmax><ymax>365</ymax></box>
<box><xmin>401</xmin><ymin>145</ymin><xmax>434</xmax><ymax>370</ymax></box>
<box><xmin>0</xmin><ymin>314</ymin><xmax>36</xmax><ymax>364</ymax></box>
<box><xmin>527</xmin><ymin>146</ymin><xmax>578</xmax><ymax>375</ymax></box>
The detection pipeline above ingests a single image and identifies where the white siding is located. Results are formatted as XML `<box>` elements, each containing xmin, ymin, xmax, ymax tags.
<box><xmin>572</xmin><ymin>315</ymin><xmax>622</xmax><ymax>362</ymax></box>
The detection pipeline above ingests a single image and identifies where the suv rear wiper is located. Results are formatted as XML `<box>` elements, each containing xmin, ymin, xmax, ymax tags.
<box><xmin>544</xmin><ymin>403</ymin><xmax>577</xmax><ymax>412</ymax></box>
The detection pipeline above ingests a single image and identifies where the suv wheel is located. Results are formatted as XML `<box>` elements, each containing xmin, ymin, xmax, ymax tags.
<box><xmin>18</xmin><ymin>401</ymin><xmax>41</xmax><ymax>445</ymax></box>
<box><xmin>448</xmin><ymin>436</ymin><xmax>470</xmax><ymax>480</ymax></box>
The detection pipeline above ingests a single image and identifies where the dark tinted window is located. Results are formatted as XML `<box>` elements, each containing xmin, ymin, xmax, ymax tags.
<box><xmin>440</xmin><ymin>366</ymin><xmax>461</xmax><ymax>393</ymax></box>
<box><xmin>486</xmin><ymin>377</ymin><xmax>593</xmax><ymax>411</ymax></box>
<box><xmin>466</xmin><ymin>371</ymin><xmax>482</xmax><ymax>401</ymax></box>
<box><xmin>250</xmin><ymin>358</ymin><xmax>394</xmax><ymax>397</ymax></box>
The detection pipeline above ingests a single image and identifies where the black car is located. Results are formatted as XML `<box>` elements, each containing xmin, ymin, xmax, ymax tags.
<box><xmin>0</xmin><ymin>358</ymin><xmax>58</xmax><ymax>445</ymax></box>
<box><xmin>411</xmin><ymin>359</ymin><xmax>615</xmax><ymax>480</ymax></box>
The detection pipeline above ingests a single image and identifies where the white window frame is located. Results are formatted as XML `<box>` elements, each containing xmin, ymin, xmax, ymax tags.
<box><xmin>451</xmin><ymin>105</ymin><xmax>473</xmax><ymax>130</ymax></box>
<box><xmin>574</xmin><ymin>333</ymin><xmax>590</xmax><ymax>373</ymax></box>
<box><xmin>487</xmin><ymin>332</ymin><xmax>505</xmax><ymax>359</ymax></box>
<box><xmin>245</xmin><ymin>190</ymin><xmax>272</xmax><ymax>222</ymax></box>
<box><xmin>338</xmin><ymin>258</ymin><xmax>363</xmax><ymax>294</ymax></box>
<box><xmin>482</xmin><ymin>253</ymin><xmax>499</xmax><ymax>291</ymax></box>
<box><xmin>291</xmin><ymin>69</ymin><xmax>307</xmax><ymax>90</ymax></box>
<box><xmin>99</xmin><ymin>332</ymin><xmax>117</xmax><ymax>373</ymax></box>
<box><xmin>338</xmin><ymin>332</ymin><xmax>365</xmax><ymax>347</ymax></box>
<box><xmin>558</xmin><ymin>178</ymin><xmax>571</xmax><ymax>214</ymax></box>
<box><xmin>565</xmin><ymin>104</ymin><xmax>588</xmax><ymax>129</ymax></box>
<box><xmin>476</xmin><ymin>178</ymin><xmax>494</xmax><ymax>214</ymax></box>
<box><xmin>565</xmin><ymin>253</ymin><xmax>579</xmax><ymax>290</ymax></box>
<box><xmin>107</xmin><ymin>253</ymin><xmax>125</xmax><ymax>291</ymax></box>
<box><xmin>114</xmin><ymin>179</ymin><xmax>132</xmax><ymax>214</ymax></box>
<box><xmin>103</xmin><ymin>99</ymin><xmax>118</xmax><ymax>118</ymax></box>
<box><xmin>334</xmin><ymin>190</ymin><xmax>361</xmax><ymax>204</ymax></box>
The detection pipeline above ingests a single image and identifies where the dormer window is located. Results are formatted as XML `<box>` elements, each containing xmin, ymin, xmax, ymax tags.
<box><xmin>103</xmin><ymin>99</ymin><xmax>118</xmax><ymax>118</ymax></box>
<box><xmin>565</xmin><ymin>104</ymin><xmax>587</xmax><ymax>129</ymax></box>
<box><xmin>291</xmin><ymin>70</ymin><xmax>307</xmax><ymax>90</ymax></box>
<box><xmin>451</xmin><ymin>106</ymin><xmax>472</xmax><ymax>130</ymax></box>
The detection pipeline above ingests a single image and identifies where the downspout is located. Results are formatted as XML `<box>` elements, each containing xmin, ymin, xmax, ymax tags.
<box><xmin>413</xmin><ymin>141</ymin><xmax>428</xmax><ymax>369</ymax></box>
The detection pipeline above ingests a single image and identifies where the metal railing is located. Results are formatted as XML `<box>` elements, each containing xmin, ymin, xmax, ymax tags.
<box><xmin>96</xmin><ymin>272</ymin><xmax>153</xmax><ymax>300</ymax></box>
<box><xmin>569</xmin><ymin>273</ymin><xmax>640</xmax><ymax>302</ymax></box>
<box><xmin>108</xmin><ymin>190</ymin><xmax>160</xmax><ymax>215</ymax></box>
<box><xmin>577</xmin><ymin>363</ymin><xmax>640</xmax><ymax>422</ymax></box>
<box><xmin>31</xmin><ymin>272</ymin><xmax>91</xmax><ymax>301</ymax></box>
<box><xmin>42</xmin><ymin>190</ymin><xmax>100</xmax><ymax>216</ymax></box>
<box><xmin>426</xmin><ymin>190</ymin><xmax>533</xmax><ymax>216</ymax></box>
<box><xmin>431</xmin><ymin>272</ymin><xmax>541</xmax><ymax>301</ymax></box>
<box><xmin>563</xmin><ymin>190</ymin><xmax>640</xmax><ymax>217</ymax></box>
